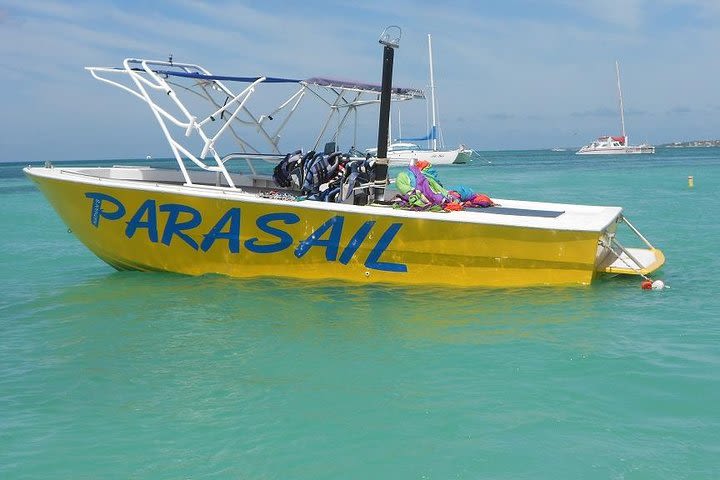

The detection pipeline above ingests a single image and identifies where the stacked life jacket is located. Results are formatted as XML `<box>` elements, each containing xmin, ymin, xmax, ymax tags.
<box><xmin>272</xmin><ymin>150</ymin><xmax>304</xmax><ymax>188</ymax></box>
<box><xmin>272</xmin><ymin>150</ymin><xmax>375</xmax><ymax>204</ymax></box>
<box><xmin>393</xmin><ymin>160</ymin><xmax>495</xmax><ymax>211</ymax></box>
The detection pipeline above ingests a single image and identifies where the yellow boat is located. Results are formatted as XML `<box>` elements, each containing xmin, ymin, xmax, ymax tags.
<box><xmin>24</xmin><ymin>30</ymin><xmax>664</xmax><ymax>288</ymax></box>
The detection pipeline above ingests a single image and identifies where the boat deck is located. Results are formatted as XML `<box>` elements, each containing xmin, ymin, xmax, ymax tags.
<box><xmin>30</xmin><ymin>165</ymin><xmax>623</xmax><ymax>233</ymax></box>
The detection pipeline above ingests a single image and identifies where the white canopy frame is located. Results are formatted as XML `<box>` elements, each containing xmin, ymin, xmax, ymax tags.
<box><xmin>87</xmin><ymin>58</ymin><xmax>425</xmax><ymax>186</ymax></box>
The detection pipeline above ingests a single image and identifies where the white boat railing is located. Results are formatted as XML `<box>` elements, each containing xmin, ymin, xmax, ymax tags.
<box><xmin>86</xmin><ymin>59</ymin><xmax>426</xmax><ymax>187</ymax></box>
<box><xmin>88</xmin><ymin>59</ymin><xmax>285</xmax><ymax>187</ymax></box>
<box><xmin>299</xmin><ymin>78</ymin><xmax>425</xmax><ymax>153</ymax></box>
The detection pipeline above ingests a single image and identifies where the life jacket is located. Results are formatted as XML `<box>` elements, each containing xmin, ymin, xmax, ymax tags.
<box><xmin>338</xmin><ymin>158</ymin><xmax>373</xmax><ymax>203</ymax></box>
<box><xmin>272</xmin><ymin>150</ymin><xmax>303</xmax><ymax>188</ymax></box>
<box><xmin>301</xmin><ymin>152</ymin><xmax>341</xmax><ymax>194</ymax></box>
<box><xmin>273</xmin><ymin>150</ymin><xmax>375</xmax><ymax>205</ymax></box>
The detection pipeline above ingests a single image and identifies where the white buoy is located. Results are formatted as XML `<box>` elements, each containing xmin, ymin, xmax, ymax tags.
<box><xmin>651</xmin><ymin>280</ymin><xmax>665</xmax><ymax>290</ymax></box>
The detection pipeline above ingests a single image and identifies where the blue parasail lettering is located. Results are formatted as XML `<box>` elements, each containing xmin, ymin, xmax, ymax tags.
<box><xmin>125</xmin><ymin>199</ymin><xmax>158</xmax><ymax>242</ymax></box>
<box><xmin>86</xmin><ymin>192</ymin><xmax>125</xmax><ymax>227</ymax></box>
<box><xmin>364</xmin><ymin>223</ymin><xmax>407</xmax><ymax>272</ymax></box>
<box><xmin>294</xmin><ymin>216</ymin><xmax>344</xmax><ymax>260</ymax></box>
<box><xmin>202</xmin><ymin>208</ymin><xmax>241</xmax><ymax>253</ymax></box>
<box><xmin>84</xmin><ymin>192</ymin><xmax>407</xmax><ymax>273</ymax></box>
<box><xmin>160</xmin><ymin>204</ymin><xmax>202</xmax><ymax>250</ymax></box>
<box><xmin>245</xmin><ymin>212</ymin><xmax>299</xmax><ymax>254</ymax></box>
<box><xmin>338</xmin><ymin>220</ymin><xmax>375</xmax><ymax>264</ymax></box>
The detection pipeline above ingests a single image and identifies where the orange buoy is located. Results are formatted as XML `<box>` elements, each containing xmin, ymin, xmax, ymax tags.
<box><xmin>641</xmin><ymin>280</ymin><xmax>653</xmax><ymax>290</ymax></box>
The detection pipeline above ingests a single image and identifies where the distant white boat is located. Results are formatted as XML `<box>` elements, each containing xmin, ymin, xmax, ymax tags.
<box><xmin>551</xmin><ymin>147</ymin><xmax>566</xmax><ymax>152</ymax></box>
<box><xmin>576</xmin><ymin>136</ymin><xmax>654</xmax><ymax>155</ymax></box>
<box><xmin>365</xmin><ymin>141</ymin><xmax>473</xmax><ymax>165</ymax></box>
<box><xmin>577</xmin><ymin>62</ymin><xmax>655</xmax><ymax>155</ymax></box>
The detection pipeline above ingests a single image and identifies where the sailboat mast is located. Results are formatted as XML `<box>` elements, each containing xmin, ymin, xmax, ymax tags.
<box><xmin>616</xmin><ymin>60</ymin><xmax>627</xmax><ymax>142</ymax></box>
<box><xmin>397</xmin><ymin>107</ymin><xmax>402</xmax><ymax>141</ymax></box>
<box><xmin>428</xmin><ymin>34</ymin><xmax>438</xmax><ymax>151</ymax></box>
<box><xmin>388</xmin><ymin>107</ymin><xmax>394</xmax><ymax>147</ymax></box>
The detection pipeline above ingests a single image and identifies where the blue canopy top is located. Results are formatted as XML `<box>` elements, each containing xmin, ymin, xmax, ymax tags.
<box><xmin>123</xmin><ymin>68</ymin><xmax>424</xmax><ymax>97</ymax></box>
<box><xmin>147</xmin><ymin>69</ymin><xmax>302</xmax><ymax>83</ymax></box>
<box><xmin>122</xmin><ymin>67</ymin><xmax>424</xmax><ymax>96</ymax></box>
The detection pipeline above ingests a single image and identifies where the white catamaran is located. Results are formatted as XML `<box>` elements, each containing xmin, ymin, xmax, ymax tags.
<box><xmin>24</xmin><ymin>28</ymin><xmax>664</xmax><ymax>287</ymax></box>
<box><xmin>577</xmin><ymin>61</ymin><xmax>655</xmax><ymax>155</ymax></box>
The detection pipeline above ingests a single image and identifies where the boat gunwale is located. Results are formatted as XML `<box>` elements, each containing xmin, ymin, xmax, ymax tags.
<box><xmin>24</xmin><ymin>165</ymin><xmax>623</xmax><ymax>234</ymax></box>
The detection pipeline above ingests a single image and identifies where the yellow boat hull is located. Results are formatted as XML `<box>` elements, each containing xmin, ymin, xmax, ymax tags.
<box><xmin>29</xmin><ymin>171</ymin><xmax>612</xmax><ymax>287</ymax></box>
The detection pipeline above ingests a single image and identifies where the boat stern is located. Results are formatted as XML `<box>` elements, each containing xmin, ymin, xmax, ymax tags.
<box><xmin>599</xmin><ymin>247</ymin><xmax>665</xmax><ymax>276</ymax></box>
<box><xmin>594</xmin><ymin>215</ymin><xmax>665</xmax><ymax>278</ymax></box>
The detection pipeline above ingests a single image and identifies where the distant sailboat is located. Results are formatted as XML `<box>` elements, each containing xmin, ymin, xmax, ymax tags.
<box><xmin>576</xmin><ymin>61</ymin><xmax>654</xmax><ymax>155</ymax></box>
<box><xmin>367</xmin><ymin>34</ymin><xmax>473</xmax><ymax>165</ymax></box>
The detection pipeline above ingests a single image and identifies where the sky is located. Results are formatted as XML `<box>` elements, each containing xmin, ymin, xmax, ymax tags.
<box><xmin>1</xmin><ymin>0</ymin><xmax>719</xmax><ymax>161</ymax></box>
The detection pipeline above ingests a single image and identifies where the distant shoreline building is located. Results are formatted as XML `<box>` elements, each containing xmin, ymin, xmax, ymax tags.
<box><xmin>662</xmin><ymin>139</ymin><xmax>720</xmax><ymax>148</ymax></box>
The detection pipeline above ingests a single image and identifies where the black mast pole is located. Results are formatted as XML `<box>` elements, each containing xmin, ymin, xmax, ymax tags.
<box><xmin>374</xmin><ymin>27</ymin><xmax>400</xmax><ymax>202</ymax></box>
<box><xmin>376</xmin><ymin>44</ymin><xmax>394</xmax><ymax>161</ymax></box>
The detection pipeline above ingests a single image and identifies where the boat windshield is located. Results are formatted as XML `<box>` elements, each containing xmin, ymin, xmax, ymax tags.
<box><xmin>390</xmin><ymin>143</ymin><xmax>420</xmax><ymax>151</ymax></box>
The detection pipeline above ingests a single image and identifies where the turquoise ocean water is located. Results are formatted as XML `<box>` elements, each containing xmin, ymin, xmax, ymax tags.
<box><xmin>1</xmin><ymin>148</ymin><xmax>719</xmax><ymax>478</ymax></box>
